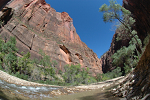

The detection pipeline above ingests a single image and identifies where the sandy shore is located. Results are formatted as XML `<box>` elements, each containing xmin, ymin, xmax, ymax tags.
<box><xmin>0</xmin><ymin>70</ymin><xmax>126</xmax><ymax>90</ymax></box>
<box><xmin>0</xmin><ymin>70</ymin><xmax>62</xmax><ymax>87</ymax></box>
<box><xmin>0</xmin><ymin>70</ymin><xmax>127</xmax><ymax>97</ymax></box>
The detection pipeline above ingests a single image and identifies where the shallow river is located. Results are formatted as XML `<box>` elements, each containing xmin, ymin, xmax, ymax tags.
<box><xmin>0</xmin><ymin>79</ymin><xmax>122</xmax><ymax>100</ymax></box>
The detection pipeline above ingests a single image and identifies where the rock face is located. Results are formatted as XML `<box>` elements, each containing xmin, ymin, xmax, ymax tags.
<box><xmin>100</xmin><ymin>29</ymin><xmax>129</xmax><ymax>73</ymax></box>
<box><xmin>99</xmin><ymin>0</ymin><xmax>150</xmax><ymax>73</ymax></box>
<box><xmin>0</xmin><ymin>0</ymin><xmax>102</xmax><ymax>75</ymax></box>
<box><xmin>123</xmin><ymin>0</ymin><xmax>150</xmax><ymax>43</ymax></box>
<box><xmin>0</xmin><ymin>0</ymin><xmax>11</xmax><ymax>10</ymax></box>
<box><xmin>112</xmin><ymin>0</ymin><xmax>150</xmax><ymax>99</ymax></box>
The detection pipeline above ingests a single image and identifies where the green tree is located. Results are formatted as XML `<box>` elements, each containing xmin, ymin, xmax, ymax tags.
<box><xmin>17</xmin><ymin>52</ymin><xmax>31</xmax><ymax>75</ymax></box>
<box><xmin>63</xmin><ymin>64</ymin><xmax>96</xmax><ymax>85</ymax></box>
<box><xmin>1</xmin><ymin>37</ymin><xmax>18</xmax><ymax>73</ymax></box>
<box><xmin>38</xmin><ymin>49</ymin><xmax>56</xmax><ymax>78</ymax></box>
<box><xmin>100</xmin><ymin>0</ymin><xmax>143</xmax><ymax>75</ymax></box>
<box><xmin>99</xmin><ymin>0</ymin><xmax>142</xmax><ymax>55</ymax></box>
<box><xmin>96</xmin><ymin>67</ymin><xmax>122</xmax><ymax>81</ymax></box>
<box><xmin>111</xmin><ymin>41</ymin><xmax>140</xmax><ymax>75</ymax></box>
<box><xmin>0</xmin><ymin>38</ymin><xmax>5</xmax><ymax>69</ymax></box>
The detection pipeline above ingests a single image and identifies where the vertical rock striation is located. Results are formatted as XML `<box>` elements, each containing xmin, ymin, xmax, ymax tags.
<box><xmin>0</xmin><ymin>0</ymin><xmax>102</xmax><ymax>75</ymax></box>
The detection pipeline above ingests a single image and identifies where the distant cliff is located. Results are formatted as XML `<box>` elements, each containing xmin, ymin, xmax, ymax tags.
<box><xmin>0</xmin><ymin>0</ymin><xmax>102</xmax><ymax>75</ymax></box>
<box><xmin>100</xmin><ymin>29</ymin><xmax>130</xmax><ymax>73</ymax></box>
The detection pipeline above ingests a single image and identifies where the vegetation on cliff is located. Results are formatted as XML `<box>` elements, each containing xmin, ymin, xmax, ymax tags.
<box><xmin>111</xmin><ymin>0</ymin><xmax>150</xmax><ymax>99</ymax></box>
<box><xmin>62</xmin><ymin>64</ymin><xmax>96</xmax><ymax>85</ymax></box>
<box><xmin>99</xmin><ymin>0</ymin><xmax>147</xmax><ymax>80</ymax></box>
<box><xmin>0</xmin><ymin>36</ymin><xmax>97</xmax><ymax>86</ymax></box>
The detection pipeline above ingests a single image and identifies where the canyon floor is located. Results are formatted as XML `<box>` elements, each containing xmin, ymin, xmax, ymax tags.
<box><xmin>0</xmin><ymin>70</ymin><xmax>126</xmax><ymax>98</ymax></box>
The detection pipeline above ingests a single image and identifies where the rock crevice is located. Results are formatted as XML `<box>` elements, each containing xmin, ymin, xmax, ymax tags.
<box><xmin>0</xmin><ymin>0</ymin><xmax>102</xmax><ymax>75</ymax></box>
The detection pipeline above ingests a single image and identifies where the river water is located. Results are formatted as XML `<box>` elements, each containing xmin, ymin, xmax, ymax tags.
<box><xmin>0</xmin><ymin>79</ymin><xmax>122</xmax><ymax>100</ymax></box>
<box><xmin>49</xmin><ymin>88</ymin><xmax>121</xmax><ymax>100</ymax></box>
<box><xmin>0</xmin><ymin>79</ymin><xmax>62</xmax><ymax>100</ymax></box>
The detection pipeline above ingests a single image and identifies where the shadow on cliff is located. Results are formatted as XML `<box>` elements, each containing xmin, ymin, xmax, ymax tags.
<box><xmin>0</xmin><ymin>7</ymin><xmax>13</xmax><ymax>28</ymax></box>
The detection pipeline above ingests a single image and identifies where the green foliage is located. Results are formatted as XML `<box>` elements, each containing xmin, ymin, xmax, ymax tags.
<box><xmin>58</xmin><ymin>70</ymin><xmax>63</xmax><ymax>75</ymax></box>
<box><xmin>100</xmin><ymin>0</ymin><xmax>142</xmax><ymax>54</ymax></box>
<box><xmin>17</xmin><ymin>52</ymin><xmax>31</xmax><ymax>75</ymax></box>
<box><xmin>111</xmin><ymin>67</ymin><xmax>122</xmax><ymax>77</ymax></box>
<box><xmin>38</xmin><ymin>49</ymin><xmax>56</xmax><ymax>77</ymax></box>
<box><xmin>112</xmin><ymin>27</ymin><xmax>141</xmax><ymax>74</ymax></box>
<box><xmin>112</xmin><ymin>44</ymin><xmax>137</xmax><ymax>66</ymax></box>
<box><xmin>13</xmin><ymin>72</ymin><xmax>29</xmax><ymax>80</ymax></box>
<box><xmin>96</xmin><ymin>67</ymin><xmax>122</xmax><ymax>81</ymax></box>
<box><xmin>100</xmin><ymin>0</ymin><xmax>143</xmax><ymax>75</ymax></box>
<box><xmin>0</xmin><ymin>37</ymin><xmax>18</xmax><ymax>73</ymax></box>
<box><xmin>124</xmin><ymin>63</ymin><xmax>132</xmax><ymax>74</ymax></box>
<box><xmin>0</xmin><ymin>37</ymin><xmax>96</xmax><ymax>86</ymax></box>
<box><xmin>63</xmin><ymin>64</ymin><xmax>96</xmax><ymax>85</ymax></box>
<box><xmin>99</xmin><ymin>0</ymin><xmax>130</xmax><ymax>23</ymax></box>
<box><xmin>143</xmin><ymin>34</ymin><xmax>150</xmax><ymax>46</ymax></box>
<box><xmin>112</xmin><ymin>44</ymin><xmax>140</xmax><ymax>75</ymax></box>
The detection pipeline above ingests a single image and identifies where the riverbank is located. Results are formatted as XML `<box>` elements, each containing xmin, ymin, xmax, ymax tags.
<box><xmin>0</xmin><ymin>70</ymin><xmax>126</xmax><ymax>98</ymax></box>
<box><xmin>0</xmin><ymin>70</ymin><xmax>62</xmax><ymax>87</ymax></box>
<box><xmin>0</xmin><ymin>70</ymin><xmax>125</xmax><ymax>88</ymax></box>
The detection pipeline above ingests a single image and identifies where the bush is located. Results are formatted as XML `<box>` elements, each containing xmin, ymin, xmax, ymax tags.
<box><xmin>63</xmin><ymin>64</ymin><xmax>96</xmax><ymax>85</ymax></box>
<box><xmin>124</xmin><ymin>63</ymin><xmax>132</xmax><ymax>74</ymax></box>
<box><xmin>96</xmin><ymin>67</ymin><xmax>122</xmax><ymax>82</ymax></box>
<box><xmin>1</xmin><ymin>37</ymin><xmax>18</xmax><ymax>73</ymax></box>
<box><xmin>17</xmin><ymin>52</ymin><xmax>31</xmax><ymax>75</ymax></box>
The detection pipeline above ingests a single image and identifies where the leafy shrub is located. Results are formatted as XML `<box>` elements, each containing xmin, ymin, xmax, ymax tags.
<box><xmin>96</xmin><ymin>67</ymin><xmax>122</xmax><ymax>82</ymax></box>
<box><xmin>0</xmin><ymin>37</ymin><xmax>18</xmax><ymax>73</ymax></box>
<box><xmin>17</xmin><ymin>52</ymin><xmax>31</xmax><ymax>75</ymax></box>
<box><xmin>63</xmin><ymin>64</ymin><xmax>96</xmax><ymax>85</ymax></box>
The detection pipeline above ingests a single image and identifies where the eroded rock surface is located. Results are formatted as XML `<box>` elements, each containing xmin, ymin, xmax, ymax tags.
<box><xmin>100</xmin><ymin>29</ymin><xmax>129</xmax><ymax>73</ymax></box>
<box><xmin>112</xmin><ymin>0</ymin><xmax>150</xmax><ymax>99</ymax></box>
<box><xmin>0</xmin><ymin>0</ymin><xmax>102</xmax><ymax>75</ymax></box>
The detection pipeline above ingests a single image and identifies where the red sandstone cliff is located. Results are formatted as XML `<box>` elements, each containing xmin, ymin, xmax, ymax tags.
<box><xmin>0</xmin><ymin>0</ymin><xmax>102</xmax><ymax>75</ymax></box>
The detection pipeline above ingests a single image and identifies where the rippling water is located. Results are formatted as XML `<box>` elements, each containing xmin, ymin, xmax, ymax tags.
<box><xmin>0</xmin><ymin>79</ymin><xmax>62</xmax><ymax>99</ymax></box>
<box><xmin>0</xmin><ymin>79</ymin><xmax>122</xmax><ymax>100</ymax></box>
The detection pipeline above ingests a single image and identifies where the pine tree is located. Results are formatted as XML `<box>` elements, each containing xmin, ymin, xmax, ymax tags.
<box><xmin>100</xmin><ymin>0</ymin><xmax>143</xmax><ymax>74</ymax></box>
<box><xmin>99</xmin><ymin>0</ymin><xmax>142</xmax><ymax>55</ymax></box>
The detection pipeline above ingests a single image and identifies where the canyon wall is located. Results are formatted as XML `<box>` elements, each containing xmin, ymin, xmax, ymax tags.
<box><xmin>100</xmin><ymin>0</ymin><xmax>149</xmax><ymax>73</ymax></box>
<box><xmin>112</xmin><ymin>0</ymin><xmax>150</xmax><ymax>99</ymax></box>
<box><xmin>100</xmin><ymin>29</ymin><xmax>129</xmax><ymax>73</ymax></box>
<box><xmin>0</xmin><ymin>0</ymin><xmax>102</xmax><ymax>75</ymax></box>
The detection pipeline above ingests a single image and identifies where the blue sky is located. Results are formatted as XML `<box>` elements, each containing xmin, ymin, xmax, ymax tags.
<box><xmin>45</xmin><ymin>0</ymin><xmax>123</xmax><ymax>58</ymax></box>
